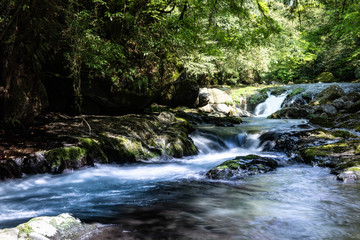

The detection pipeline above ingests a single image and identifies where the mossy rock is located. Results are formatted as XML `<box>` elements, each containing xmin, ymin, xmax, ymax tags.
<box><xmin>288</xmin><ymin>87</ymin><xmax>306</xmax><ymax>97</ymax></box>
<box><xmin>336</xmin><ymin>165</ymin><xmax>360</xmax><ymax>182</ymax></box>
<box><xmin>300</xmin><ymin>140</ymin><xmax>360</xmax><ymax>167</ymax></box>
<box><xmin>310</xmin><ymin>85</ymin><xmax>345</xmax><ymax>106</ymax></box>
<box><xmin>269</xmin><ymin>87</ymin><xmax>287</xmax><ymax>96</ymax></box>
<box><xmin>308</xmin><ymin>113</ymin><xmax>334</xmax><ymax>128</ymax></box>
<box><xmin>248</xmin><ymin>91</ymin><xmax>268</xmax><ymax>106</ymax></box>
<box><xmin>206</xmin><ymin>155</ymin><xmax>278</xmax><ymax>180</ymax></box>
<box><xmin>79</xmin><ymin>138</ymin><xmax>108</xmax><ymax>163</ymax></box>
<box><xmin>100</xmin><ymin>134</ymin><xmax>160</xmax><ymax>162</ymax></box>
<box><xmin>44</xmin><ymin>147</ymin><xmax>88</xmax><ymax>173</ymax></box>
<box><xmin>332</xmin><ymin>130</ymin><xmax>358</xmax><ymax>139</ymax></box>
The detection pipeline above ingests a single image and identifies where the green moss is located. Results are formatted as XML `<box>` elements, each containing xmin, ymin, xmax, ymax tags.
<box><xmin>347</xmin><ymin>166</ymin><xmax>360</xmax><ymax>172</ymax></box>
<box><xmin>311</xmin><ymin>129</ymin><xmax>336</xmax><ymax>139</ymax></box>
<box><xmin>355</xmin><ymin>144</ymin><xmax>360</xmax><ymax>155</ymax></box>
<box><xmin>45</xmin><ymin>146</ymin><xmax>87</xmax><ymax>170</ymax></box>
<box><xmin>79</xmin><ymin>138</ymin><xmax>108</xmax><ymax>163</ymax></box>
<box><xmin>248</xmin><ymin>92</ymin><xmax>268</xmax><ymax>105</ymax></box>
<box><xmin>288</xmin><ymin>87</ymin><xmax>305</xmax><ymax>97</ymax></box>
<box><xmin>103</xmin><ymin>134</ymin><xmax>160</xmax><ymax>161</ymax></box>
<box><xmin>332</xmin><ymin>130</ymin><xmax>357</xmax><ymax>139</ymax></box>
<box><xmin>230</xmin><ymin>84</ymin><xmax>283</xmax><ymax>102</ymax></box>
<box><xmin>216</xmin><ymin>160</ymin><xmax>241</xmax><ymax>170</ymax></box>
<box><xmin>225</xmin><ymin>100</ymin><xmax>233</xmax><ymax>106</ymax></box>
<box><xmin>269</xmin><ymin>87</ymin><xmax>287</xmax><ymax>96</ymax></box>
<box><xmin>301</xmin><ymin>147</ymin><xmax>328</xmax><ymax>159</ymax></box>
<box><xmin>17</xmin><ymin>223</ymin><xmax>33</xmax><ymax>238</ymax></box>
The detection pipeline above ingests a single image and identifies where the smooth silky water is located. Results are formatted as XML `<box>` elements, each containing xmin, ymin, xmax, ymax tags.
<box><xmin>1</xmin><ymin>118</ymin><xmax>360</xmax><ymax>239</ymax></box>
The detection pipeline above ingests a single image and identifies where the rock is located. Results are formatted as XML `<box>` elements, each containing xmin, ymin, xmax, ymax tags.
<box><xmin>197</xmin><ymin>89</ymin><xmax>211</xmax><ymax>107</ymax></box>
<box><xmin>0</xmin><ymin>213</ymin><xmax>96</xmax><ymax>240</ymax></box>
<box><xmin>299</xmin><ymin>140</ymin><xmax>360</xmax><ymax>168</ymax></box>
<box><xmin>215</xmin><ymin>103</ymin><xmax>232</xmax><ymax>115</ymax></box>
<box><xmin>21</xmin><ymin>152</ymin><xmax>50</xmax><ymax>175</ymax></box>
<box><xmin>332</xmin><ymin>98</ymin><xmax>346</xmax><ymax>110</ymax></box>
<box><xmin>44</xmin><ymin>147</ymin><xmax>89</xmax><ymax>174</ymax></box>
<box><xmin>1</xmin><ymin>112</ymin><xmax>198</xmax><ymax>179</ymax></box>
<box><xmin>347</xmin><ymin>100</ymin><xmax>360</xmax><ymax>113</ymax></box>
<box><xmin>337</xmin><ymin>167</ymin><xmax>360</xmax><ymax>182</ymax></box>
<box><xmin>0</xmin><ymin>159</ymin><xmax>22</xmax><ymax>181</ymax></box>
<box><xmin>268</xmin><ymin>128</ymin><xmax>357</xmax><ymax>153</ymax></box>
<box><xmin>310</xmin><ymin>85</ymin><xmax>345</xmax><ymax>106</ymax></box>
<box><xmin>314</xmin><ymin>72</ymin><xmax>336</xmax><ymax>83</ymax></box>
<box><xmin>269</xmin><ymin>106</ymin><xmax>314</xmax><ymax>119</ymax></box>
<box><xmin>321</xmin><ymin>104</ymin><xmax>338</xmax><ymax>116</ymax></box>
<box><xmin>159</xmin><ymin>72</ymin><xmax>199</xmax><ymax>108</ymax></box>
<box><xmin>347</xmin><ymin>91</ymin><xmax>360</xmax><ymax>102</ymax></box>
<box><xmin>198</xmin><ymin>88</ymin><xmax>251</xmax><ymax>117</ymax></box>
<box><xmin>207</xmin><ymin>88</ymin><xmax>233</xmax><ymax>104</ymax></box>
<box><xmin>206</xmin><ymin>155</ymin><xmax>278</xmax><ymax>180</ymax></box>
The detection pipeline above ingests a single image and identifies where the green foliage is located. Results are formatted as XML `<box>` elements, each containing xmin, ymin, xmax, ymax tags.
<box><xmin>1</xmin><ymin>0</ymin><xmax>359</xmax><ymax>119</ymax></box>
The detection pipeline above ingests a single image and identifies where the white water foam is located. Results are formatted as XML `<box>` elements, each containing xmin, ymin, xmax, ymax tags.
<box><xmin>254</xmin><ymin>93</ymin><xmax>288</xmax><ymax>117</ymax></box>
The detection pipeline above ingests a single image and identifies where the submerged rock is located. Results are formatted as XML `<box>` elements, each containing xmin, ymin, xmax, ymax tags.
<box><xmin>206</xmin><ymin>155</ymin><xmax>278</xmax><ymax>180</ymax></box>
<box><xmin>0</xmin><ymin>213</ymin><xmax>95</xmax><ymax>240</ymax></box>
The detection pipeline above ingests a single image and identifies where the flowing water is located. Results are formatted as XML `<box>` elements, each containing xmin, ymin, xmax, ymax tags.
<box><xmin>1</xmin><ymin>118</ymin><xmax>360</xmax><ymax>239</ymax></box>
<box><xmin>1</xmin><ymin>83</ymin><xmax>360</xmax><ymax>239</ymax></box>
<box><xmin>254</xmin><ymin>93</ymin><xmax>287</xmax><ymax>117</ymax></box>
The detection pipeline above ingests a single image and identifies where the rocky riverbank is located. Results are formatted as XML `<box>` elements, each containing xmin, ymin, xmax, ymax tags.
<box><xmin>0</xmin><ymin>111</ymin><xmax>199</xmax><ymax>181</ymax></box>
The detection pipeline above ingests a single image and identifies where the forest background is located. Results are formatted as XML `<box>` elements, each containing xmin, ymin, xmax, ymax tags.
<box><xmin>0</xmin><ymin>0</ymin><xmax>359</xmax><ymax>122</ymax></box>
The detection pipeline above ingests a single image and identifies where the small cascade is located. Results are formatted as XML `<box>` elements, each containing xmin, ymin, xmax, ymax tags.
<box><xmin>254</xmin><ymin>92</ymin><xmax>287</xmax><ymax>117</ymax></box>
<box><xmin>191</xmin><ymin>130</ymin><xmax>262</xmax><ymax>154</ymax></box>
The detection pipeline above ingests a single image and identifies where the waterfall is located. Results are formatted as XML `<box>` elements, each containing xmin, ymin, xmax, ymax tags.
<box><xmin>254</xmin><ymin>93</ymin><xmax>287</xmax><ymax>117</ymax></box>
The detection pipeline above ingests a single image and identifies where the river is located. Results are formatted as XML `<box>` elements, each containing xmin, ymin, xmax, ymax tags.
<box><xmin>1</xmin><ymin>117</ymin><xmax>360</xmax><ymax>239</ymax></box>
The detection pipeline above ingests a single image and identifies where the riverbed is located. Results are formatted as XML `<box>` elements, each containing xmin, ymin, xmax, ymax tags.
<box><xmin>1</xmin><ymin>118</ymin><xmax>360</xmax><ymax>239</ymax></box>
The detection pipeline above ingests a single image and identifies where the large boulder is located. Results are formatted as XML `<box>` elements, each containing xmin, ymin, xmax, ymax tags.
<box><xmin>158</xmin><ymin>72</ymin><xmax>199</xmax><ymax>108</ymax></box>
<box><xmin>206</xmin><ymin>154</ymin><xmax>278</xmax><ymax>180</ymax></box>
<box><xmin>309</xmin><ymin>85</ymin><xmax>345</xmax><ymax>106</ymax></box>
<box><xmin>198</xmin><ymin>88</ymin><xmax>252</xmax><ymax>117</ymax></box>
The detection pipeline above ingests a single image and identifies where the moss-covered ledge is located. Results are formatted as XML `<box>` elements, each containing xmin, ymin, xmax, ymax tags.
<box><xmin>1</xmin><ymin>111</ymin><xmax>199</xmax><ymax>179</ymax></box>
<box><xmin>299</xmin><ymin>140</ymin><xmax>360</xmax><ymax>181</ymax></box>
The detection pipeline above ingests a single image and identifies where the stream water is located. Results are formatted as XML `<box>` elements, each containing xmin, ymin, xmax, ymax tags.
<box><xmin>1</xmin><ymin>118</ymin><xmax>360</xmax><ymax>239</ymax></box>
<box><xmin>1</xmin><ymin>83</ymin><xmax>360</xmax><ymax>239</ymax></box>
